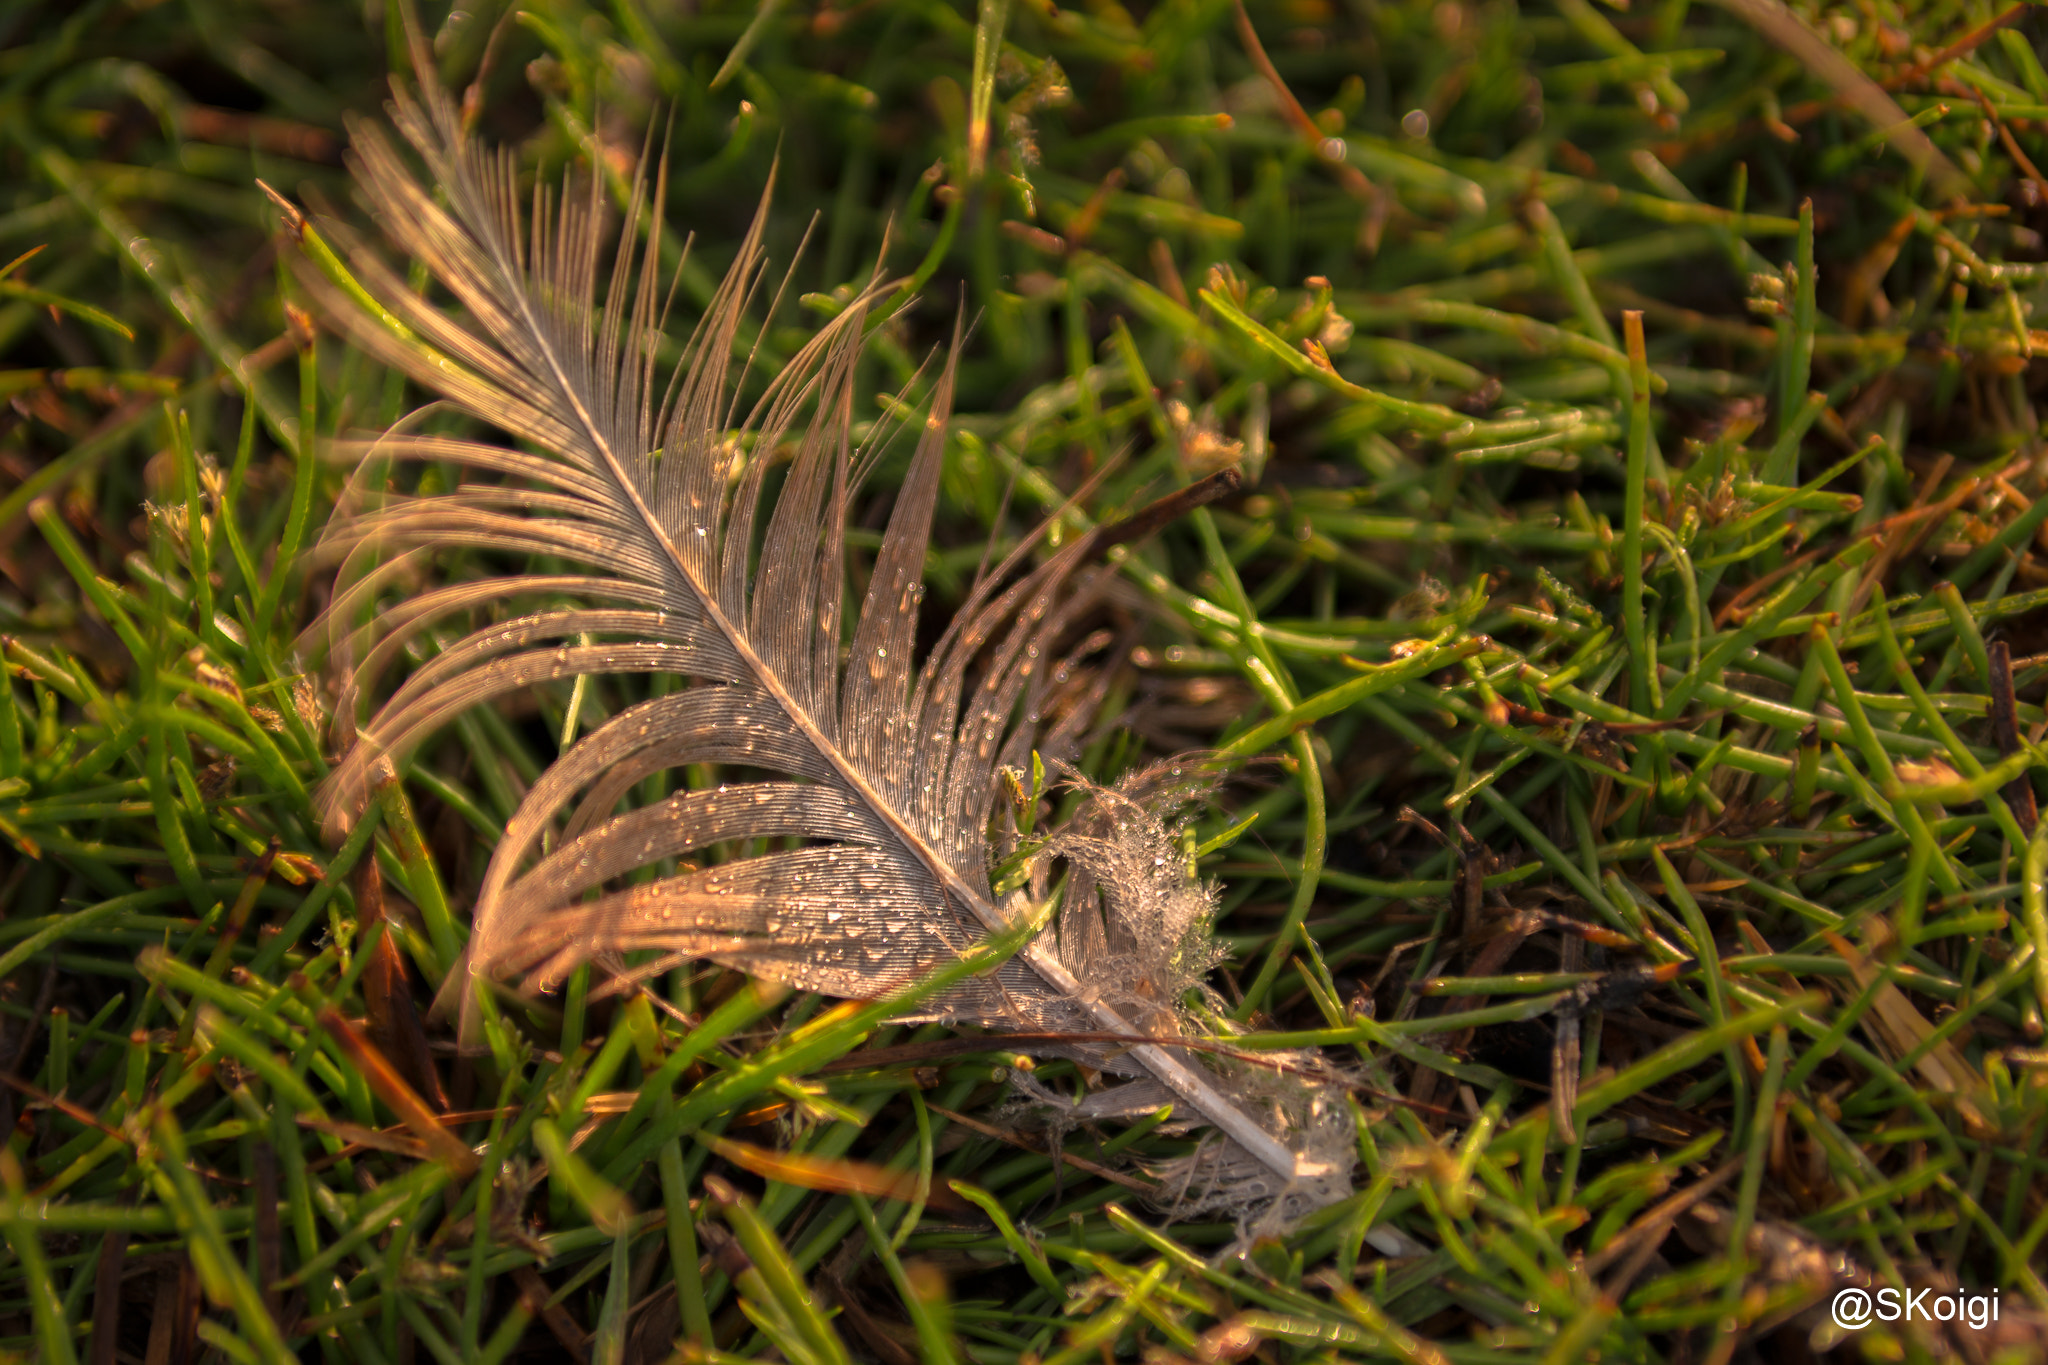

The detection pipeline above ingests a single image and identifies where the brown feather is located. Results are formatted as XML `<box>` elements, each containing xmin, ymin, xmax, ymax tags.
<box><xmin>299</xmin><ymin>59</ymin><xmax>1350</xmax><ymax>1219</ymax></box>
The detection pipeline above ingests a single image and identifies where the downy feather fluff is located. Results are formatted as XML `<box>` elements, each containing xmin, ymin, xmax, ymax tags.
<box><xmin>302</xmin><ymin>67</ymin><xmax>1351</xmax><ymax>1214</ymax></box>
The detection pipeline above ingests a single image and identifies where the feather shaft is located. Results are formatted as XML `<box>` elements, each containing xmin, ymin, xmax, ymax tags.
<box><xmin>304</xmin><ymin>66</ymin><xmax>1327</xmax><ymax>1200</ymax></box>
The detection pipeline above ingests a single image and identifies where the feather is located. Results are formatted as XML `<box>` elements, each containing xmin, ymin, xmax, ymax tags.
<box><xmin>299</xmin><ymin>64</ymin><xmax>1349</xmax><ymax>1211</ymax></box>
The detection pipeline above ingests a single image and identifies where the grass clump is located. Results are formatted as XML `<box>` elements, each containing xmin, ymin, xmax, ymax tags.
<box><xmin>3</xmin><ymin>0</ymin><xmax>2048</xmax><ymax>1362</ymax></box>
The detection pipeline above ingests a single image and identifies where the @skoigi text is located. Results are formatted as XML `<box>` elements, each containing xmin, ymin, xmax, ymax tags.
<box><xmin>1832</xmin><ymin>1286</ymin><xmax>2000</xmax><ymax>1332</ymax></box>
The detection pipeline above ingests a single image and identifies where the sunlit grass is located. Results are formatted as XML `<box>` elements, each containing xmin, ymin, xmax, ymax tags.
<box><xmin>1</xmin><ymin>0</ymin><xmax>2047</xmax><ymax>1361</ymax></box>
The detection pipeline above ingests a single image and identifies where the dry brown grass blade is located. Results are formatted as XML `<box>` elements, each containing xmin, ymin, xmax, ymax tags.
<box><xmin>1839</xmin><ymin>214</ymin><xmax>1915</xmax><ymax>329</ymax></box>
<box><xmin>203</xmin><ymin>838</ymin><xmax>280</xmax><ymax>975</ymax></box>
<box><xmin>1230</xmin><ymin>0</ymin><xmax>1389</xmax><ymax>250</ymax></box>
<box><xmin>1824</xmin><ymin>927</ymin><xmax>1992</xmax><ymax>1136</ymax></box>
<box><xmin>1704</xmin><ymin>0</ymin><xmax>1972</xmax><ymax>202</ymax></box>
<box><xmin>512</xmin><ymin>1263</ymin><xmax>592</xmax><ymax>1365</ymax></box>
<box><xmin>316</xmin><ymin>1008</ymin><xmax>477</xmax><ymax>1174</ymax></box>
<box><xmin>1884</xmin><ymin>3</ymin><xmax>2030</xmax><ymax>91</ymax></box>
<box><xmin>298</xmin><ymin>1115</ymin><xmax>431</xmax><ymax>1166</ymax></box>
<box><xmin>1714</xmin><ymin>484</ymin><xmax>1979</xmax><ymax>627</ymax></box>
<box><xmin>823</xmin><ymin>1275</ymin><xmax>919</xmax><ymax>1365</ymax></box>
<box><xmin>706</xmin><ymin>1135</ymin><xmax>969</xmax><ymax>1213</ymax></box>
<box><xmin>354</xmin><ymin>854</ymin><xmax>448</xmax><ymax>1111</ymax></box>
<box><xmin>1990</xmin><ymin>640</ymin><xmax>2038</xmax><ymax>836</ymax></box>
<box><xmin>141</xmin><ymin>1263</ymin><xmax>176</xmax><ymax>1365</ymax></box>
<box><xmin>88</xmin><ymin>1225</ymin><xmax>127</xmax><ymax>1365</ymax></box>
<box><xmin>1583</xmin><ymin>1158</ymin><xmax>1742</xmax><ymax>1280</ymax></box>
<box><xmin>925</xmin><ymin>1102</ymin><xmax>1160</xmax><ymax>1194</ymax></box>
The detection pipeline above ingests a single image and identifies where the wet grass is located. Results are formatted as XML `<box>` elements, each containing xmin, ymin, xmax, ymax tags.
<box><xmin>3</xmin><ymin>0</ymin><xmax>2048</xmax><ymax>1361</ymax></box>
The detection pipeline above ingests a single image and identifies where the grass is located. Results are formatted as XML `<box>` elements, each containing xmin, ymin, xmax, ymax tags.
<box><xmin>1</xmin><ymin>0</ymin><xmax>2048</xmax><ymax>1360</ymax></box>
